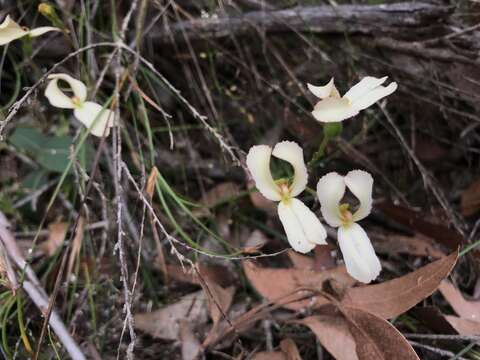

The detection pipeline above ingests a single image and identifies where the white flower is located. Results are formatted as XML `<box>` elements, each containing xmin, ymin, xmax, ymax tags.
<box><xmin>0</xmin><ymin>15</ymin><xmax>60</xmax><ymax>46</ymax></box>
<box><xmin>246</xmin><ymin>141</ymin><xmax>327</xmax><ymax>253</ymax></box>
<box><xmin>45</xmin><ymin>73</ymin><xmax>115</xmax><ymax>137</ymax></box>
<box><xmin>316</xmin><ymin>170</ymin><xmax>381</xmax><ymax>283</ymax></box>
<box><xmin>307</xmin><ymin>76</ymin><xmax>398</xmax><ymax>123</ymax></box>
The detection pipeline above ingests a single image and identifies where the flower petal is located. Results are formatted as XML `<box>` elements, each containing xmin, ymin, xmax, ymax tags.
<box><xmin>28</xmin><ymin>26</ymin><xmax>61</xmax><ymax>37</ymax></box>
<box><xmin>311</xmin><ymin>97</ymin><xmax>358</xmax><ymax>123</ymax></box>
<box><xmin>246</xmin><ymin>145</ymin><xmax>281</xmax><ymax>201</ymax></box>
<box><xmin>272</xmin><ymin>141</ymin><xmax>307</xmax><ymax>197</ymax></box>
<box><xmin>343</xmin><ymin>76</ymin><xmax>388</xmax><ymax>103</ymax></box>
<box><xmin>0</xmin><ymin>16</ymin><xmax>28</xmax><ymax>45</ymax></box>
<box><xmin>351</xmin><ymin>82</ymin><xmax>398</xmax><ymax>111</ymax></box>
<box><xmin>45</xmin><ymin>74</ymin><xmax>88</xmax><ymax>109</ymax></box>
<box><xmin>344</xmin><ymin>170</ymin><xmax>373</xmax><ymax>222</ymax></box>
<box><xmin>316</xmin><ymin>172</ymin><xmax>345</xmax><ymax>227</ymax></box>
<box><xmin>337</xmin><ymin>223</ymin><xmax>381</xmax><ymax>283</ymax></box>
<box><xmin>307</xmin><ymin>78</ymin><xmax>339</xmax><ymax>99</ymax></box>
<box><xmin>74</xmin><ymin>101</ymin><xmax>115</xmax><ymax>137</ymax></box>
<box><xmin>278</xmin><ymin>198</ymin><xmax>327</xmax><ymax>254</ymax></box>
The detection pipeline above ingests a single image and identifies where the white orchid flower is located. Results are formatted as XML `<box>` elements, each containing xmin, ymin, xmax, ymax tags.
<box><xmin>0</xmin><ymin>15</ymin><xmax>60</xmax><ymax>46</ymax></box>
<box><xmin>45</xmin><ymin>74</ymin><xmax>115</xmax><ymax>137</ymax></box>
<box><xmin>247</xmin><ymin>141</ymin><xmax>327</xmax><ymax>253</ymax></box>
<box><xmin>307</xmin><ymin>76</ymin><xmax>398</xmax><ymax>123</ymax></box>
<box><xmin>316</xmin><ymin>170</ymin><xmax>381</xmax><ymax>283</ymax></box>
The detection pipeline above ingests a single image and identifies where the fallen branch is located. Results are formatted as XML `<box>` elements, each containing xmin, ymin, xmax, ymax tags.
<box><xmin>149</xmin><ymin>2</ymin><xmax>451</xmax><ymax>42</ymax></box>
<box><xmin>0</xmin><ymin>212</ymin><xmax>86</xmax><ymax>360</ymax></box>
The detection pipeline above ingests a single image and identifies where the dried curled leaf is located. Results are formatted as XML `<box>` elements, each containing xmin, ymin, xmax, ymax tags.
<box><xmin>341</xmin><ymin>250</ymin><xmax>458</xmax><ymax>319</ymax></box>
<box><xmin>243</xmin><ymin>260</ymin><xmax>355</xmax><ymax>311</ymax></box>
<box><xmin>439</xmin><ymin>279</ymin><xmax>480</xmax><ymax>321</ymax></box>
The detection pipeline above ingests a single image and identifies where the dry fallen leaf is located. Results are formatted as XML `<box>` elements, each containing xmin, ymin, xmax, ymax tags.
<box><xmin>243</xmin><ymin>260</ymin><xmax>355</xmax><ymax>311</ymax></box>
<box><xmin>372</xmin><ymin>232</ymin><xmax>444</xmax><ymax>258</ymax></box>
<box><xmin>146</xmin><ymin>166</ymin><xmax>158</xmax><ymax>199</ymax></box>
<box><xmin>202</xmin><ymin>281</ymin><xmax>235</xmax><ymax>326</ymax></box>
<box><xmin>439</xmin><ymin>280</ymin><xmax>480</xmax><ymax>321</ymax></box>
<box><xmin>444</xmin><ymin>315</ymin><xmax>480</xmax><ymax>335</ymax></box>
<box><xmin>179</xmin><ymin>320</ymin><xmax>202</xmax><ymax>360</ymax></box>
<box><xmin>287</xmin><ymin>250</ymin><xmax>315</xmax><ymax>270</ymax></box>
<box><xmin>67</xmin><ymin>217</ymin><xmax>84</xmax><ymax>280</ymax></box>
<box><xmin>342</xmin><ymin>305</ymin><xmax>420</xmax><ymax>360</ymax></box>
<box><xmin>377</xmin><ymin>202</ymin><xmax>463</xmax><ymax>252</ymax></box>
<box><xmin>194</xmin><ymin>182</ymin><xmax>240</xmax><ymax>217</ymax></box>
<box><xmin>251</xmin><ymin>352</ymin><xmax>286</xmax><ymax>360</ymax></box>
<box><xmin>341</xmin><ymin>250</ymin><xmax>458</xmax><ymax>319</ymax></box>
<box><xmin>279</xmin><ymin>338</ymin><xmax>302</xmax><ymax>360</ymax></box>
<box><xmin>41</xmin><ymin>222</ymin><xmax>68</xmax><ymax>256</ymax></box>
<box><xmin>162</xmin><ymin>263</ymin><xmax>234</xmax><ymax>288</ymax></box>
<box><xmin>298</xmin><ymin>314</ymin><xmax>358</xmax><ymax>360</ymax></box>
<box><xmin>461</xmin><ymin>178</ymin><xmax>480</xmax><ymax>216</ymax></box>
<box><xmin>134</xmin><ymin>291</ymin><xmax>208</xmax><ymax>340</ymax></box>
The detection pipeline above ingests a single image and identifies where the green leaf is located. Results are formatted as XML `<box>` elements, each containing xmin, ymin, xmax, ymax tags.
<box><xmin>9</xmin><ymin>128</ymin><xmax>48</xmax><ymax>152</ymax></box>
<box><xmin>37</xmin><ymin>136</ymin><xmax>72</xmax><ymax>173</ymax></box>
<box><xmin>22</xmin><ymin>170</ymin><xmax>48</xmax><ymax>189</ymax></box>
<box><xmin>323</xmin><ymin>122</ymin><xmax>343</xmax><ymax>139</ymax></box>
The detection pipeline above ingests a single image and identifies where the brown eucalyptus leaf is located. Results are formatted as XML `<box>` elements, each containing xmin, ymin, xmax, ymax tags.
<box><xmin>252</xmin><ymin>352</ymin><xmax>286</xmax><ymax>360</ymax></box>
<box><xmin>279</xmin><ymin>338</ymin><xmax>302</xmax><ymax>360</ymax></box>
<box><xmin>243</xmin><ymin>260</ymin><xmax>355</xmax><ymax>310</ymax></box>
<box><xmin>179</xmin><ymin>321</ymin><xmax>202</xmax><ymax>360</ymax></box>
<box><xmin>342</xmin><ymin>306</ymin><xmax>420</xmax><ymax>360</ymax></box>
<box><xmin>377</xmin><ymin>202</ymin><xmax>463</xmax><ymax>251</ymax></box>
<box><xmin>444</xmin><ymin>315</ymin><xmax>480</xmax><ymax>335</ymax></box>
<box><xmin>202</xmin><ymin>281</ymin><xmax>235</xmax><ymax>325</ymax></box>
<box><xmin>461</xmin><ymin>178</ymin><xmax>480</xmax><ymax>216</ymax></box>
<box><xmin>298</xmin><ymin>314</ymin><xmax>358</xmax><ymax>360</ymax></box>
<box><xmin>41</xmin><ymin>222</ymin><xmax>68</xmax><ymax>256</ymax></box>
<box><xmin>342</xmin><ymin>250</ymin><xmax>458</xmax><ymax>319</ymax></box>
<box><xmin>439</xmin><ymin>280</ymin><xmax>480</xmax><ymax>321</ymax></box>
<box><xmin>134</xmin><ymin>291</ymin><xmax>208</xmax><ymax>340</ymax></box>
<box><xmin>287</xmin><ymin>250</ymin><xmax>315</xmax><ymax>270</ymax></box>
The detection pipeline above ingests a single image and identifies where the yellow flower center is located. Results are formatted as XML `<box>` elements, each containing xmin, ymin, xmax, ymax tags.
<box><xmin>277</xmin><ymin>180</ymin><xmax>292</xmax><ymax>204</ymax></box>
<box><xmin>71</xmin><ymin>96</ymin><xmax>82</xmax><ymax>108</ymax></box>
<box><xmin>339</xmin><ymin>203</ymin><xmax>353</xmax><ymax>225</ymax></box>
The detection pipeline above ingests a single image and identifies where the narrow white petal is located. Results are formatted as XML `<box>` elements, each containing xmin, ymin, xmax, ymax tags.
<box><xmin>0</xmin><ymin>16</ymin><xmax>28</xmax><ymax>45</ymax></box>
<box><xmin>272</xmin><ymin>141</ymin><xmax>307</xmax><ymax>197</ymax></box>
<box><xmin>45</xmin><ymin>78</ymin><xmax>75</xmax><ymax>109</ymax></box>
<box><xmin>29</xmin><ymin>26</ymin><xmax>61</xmax><ymax>37</ymax></box>
<box><xmin>246</xmin><ymin>145</ymin><xmax>281</xmax><ymax>202</ymax></box>
<box><xmin>307</xmin><ymin>78</ymin><xmax>339</xmax><ymax>99</ymax></box>
<box><xmin>351</xmin><ymin>82</ymin><xmax>398</xmax><ymax>111</ymax></box>
<box><xmin>343</xmin><ymin>76</ymin><xmax>388</xmax><ymax>102</ymax></box>
<box><xmin>338</xmin><ymin>223</ymin><xmax>381</xmax><ymax>283</ymax></box>
<box><xmin>311</xmin><ymin>97</ymin><xmax>358</xmax><ymax>123</ymax></box>
<box><xmin>74</xmin><ymin>101</ymin><xmax>115</xmax><ymax>137</ymax></box>
<box><xmin>278</xmin><ymin>199</ymin><xmax>326</xmax><ymax>254</ymax></box>
<box><xmin>345</xmin><ymin>170</ymin><xmax>373</xmax><ymax>222</ymax></box>
<box><xmin>47</xmin><ymin>73</ymin><xmax>87</xmax><ymax>103</ymax></box>
<box><xmin>316</xmin><ymin>172</ymin><xmax>345</xmax><ymax>227</ymax></box>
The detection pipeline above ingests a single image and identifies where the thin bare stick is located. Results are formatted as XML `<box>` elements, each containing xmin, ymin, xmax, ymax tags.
<box><xmin>0</xmin><ymin>212</ymin><xmax>86</xmax><ymax>360</ymax></box>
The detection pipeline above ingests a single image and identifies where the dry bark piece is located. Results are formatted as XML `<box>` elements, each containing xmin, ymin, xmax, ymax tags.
<box><xmin>279</xmin><ymin>338</ymin><xmax>302</xmax><ymax>360</ymax></box>
<box><xmin>146</xmin><ymin>166</ymin><xmax>158</xmax><ymax>199</ymax></box>
<box><xmin>341</xmin><ymin>250</ymin><xmax>458</xmax><ymax>319</ymax></box>
<box><xmin>298</xmin><ymin>314</ymin><xmax>358</xmax><ymax>360</ymax></box>
<box><xmin>461</xmin><ymin>178</ymin><xmax>480</xmax><ymax>216</ymax></box>
<box><xmin>41</xmin><ymin>222</ymin><xmax>68</xmax><ymax>256</ymax></box>
<box><xmin>439</xmin><ymin>280</ymin><xmax>480</xmax><ymax>321</ymax></box>
<box><xmin>243</xmin><ymin>260</ymin><xmax>355</xmax><ymax>311</ymax></box>
<box><xmin>342</xmin><ymin>306</ymin><xmax>420</xmax><ymax>360</ymax></box>
<box><xmin>134</xmin><ymin>291</ymin><xmax>208</xmax><ymax>340</ymax></box>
